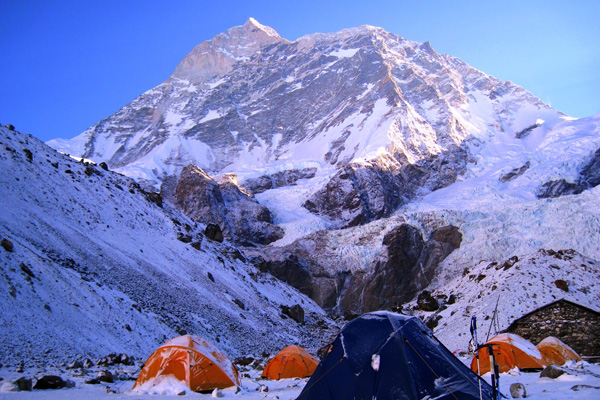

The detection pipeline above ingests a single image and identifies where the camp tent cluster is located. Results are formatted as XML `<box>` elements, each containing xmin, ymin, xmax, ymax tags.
<box><xmin>133</xmin><ymin>335</ymin><xmax>320</xmax><ymax>394</ymax></box>
<box><xmin>471</xmin><ymin>333</ymin><xmax>582</xmax><ymax>375</ymax></box>
<box><xmin>131</xmin><ymin>313</ymin><xmax>582</xmax><ymax>397</ymax></box>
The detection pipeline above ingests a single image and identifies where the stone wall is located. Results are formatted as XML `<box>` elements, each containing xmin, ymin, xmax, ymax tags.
<box><xmin>506</xmin><ymin>300</ymin><xmax>600</xmax><ymax>356</ymax></box>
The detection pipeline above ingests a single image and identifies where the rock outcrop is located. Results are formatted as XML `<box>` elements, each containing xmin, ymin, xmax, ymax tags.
<box><xmin>242</xmin><ymin>168</ymin><xmax>317</xmax><ymax>194</ymax></box>
<box><xmin>537</xmin><ymin>147</ymin><xmax>600</xmax><ymax>199</ymax></box>
<box><xmin>169</xmin><ymin>165</ymin><xmax>283</xmax><ymax>245</ymax></box>
<box><xmin>304</xmin><ymin>149</ymin><xmax>468</xmax><ymax>227</ymax></box>
<box><xmin>248</xmin><ymin>223</ymin><xmax>462</xmax><ymax>316</ymax></box>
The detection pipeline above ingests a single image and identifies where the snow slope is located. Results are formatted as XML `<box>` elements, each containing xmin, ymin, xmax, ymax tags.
<box><xmin>0</xmin><ymin>126</ymin><xmax>334</xmax><ymax>366</ymax></box>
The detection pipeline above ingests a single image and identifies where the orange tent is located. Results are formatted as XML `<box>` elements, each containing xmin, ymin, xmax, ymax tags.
<box><xmin>133</xmin><ymin>335</ymin><xmax>240</xmax><ymax>392</ymax></box>
<box><xmin>262</xmin><ymin>345</ymin><xmax>319</xmax><ymax>380</ymax></box>
<box><xmin>471</xmin><ymin>333</ymin><xmax>546</xmax><ymax>375</ymax></box>
<box><xmin>537</xmin><ymin>336</ymin><xmax>581</xmax><ymax>365</ymax></box>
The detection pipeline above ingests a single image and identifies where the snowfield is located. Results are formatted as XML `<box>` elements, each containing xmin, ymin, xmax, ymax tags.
<box><xmin>1</xmin><ymin>358</ymin><xmax>599</xmax><ymax>399</ymax></box>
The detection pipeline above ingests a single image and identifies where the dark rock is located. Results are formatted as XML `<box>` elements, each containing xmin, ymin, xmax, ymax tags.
<box><xmin>97</xmin><ymin>370</ymin><xmax>114</xmax><ymax>383</ymax></box>
<box><xmin>502</xmin><ymin>256</ymin><xmax>519</xmax><ymax>270</ymax></box>
<box><xmin>207</xmin><ymin>272</ymin><xmax>215</xmax><ymax>282</ymax></box>
<box><xmin>571</xmin><ymin>384</ymin><xmax>600</xmax><ymax>391</ymax></box>
<box><xmin>5</xmin><ymin>124</ymin><xmax>15</xmax><ymax>131</ymax></box>
<box><xmin>304</xmin><ymin>149</ymin><xmax>467</xmax><ymax>227</ymax></box>
<box><xmin>33</xmin><ymin>375</ymin><xmax>66</xmax><ymax>390</ymax></box>
<box><xmin>537</xmin><ymin>179</ymin><xmax>582</xmax><ymax>199</ymax></box>
<box><xmin>254</xmin><ymin>223</ymin><xmax>460</xmax><ymax>317</ymax></box>
<box><xmin>500</xmin><ymin>162</ymin><xmax>530</xmax><ymax>183</ymax></box>
<box><xmin>515</xmin><ymin>123</ymin><xmax>541</xmax><ymax>139</ymax></box>
<box><xmin>177</xmin><ymin>233</ymin><xmax>192</xmax><ymax>243</ymax></box>
<box><xmin>234</xmin><ymin>356</ymin><xmax>255</xmax><ymax>366</ymax></box>
<box><xmin>99</xmin><ymin>162</ymin><xmax>109</xmax><ymax>171</ymax></box>
<box><xmin>145</xmin><ymin>191</ymin><xmax>163</xmax><ymax>208</ymax></box>
<box><xmin>23</xmin><ymin>149</ymin><xmax>32</xmax><ymax>162</ymax></box>
<box><xmin>233</xmin><ymin>299</ymin><xmax>245</xmax><ymax>310</ymax></box>
<box><xmin>242</xmin><ymin>168</ymin><xmax>318</xmax><ymax>194</ymax></box>
<box><xmin>425</xmin><ymin>314</ymin><xmax>442</xmax><ymax>330</ymax></box>
<box><xmin>117</xmin><ymin>353</ymin><xmax>133</xmax><ymax>365</ymax></box>
<box><xmin>205</xmin><ymin>224</ymin><xmax>224</xmax><ymax>242</ymax></box>
<box><xmin>84</xmin><ymin>378</ymin><xmax>100</xmax><ymax>385</ymax></box>
<box><xmin>20</xmin><ymin>263</ymin><xmax>35</xmax><ymax>278</ymax></box>
<box><xmin>447</xmin><ymin>294</ymin><xmax>457</xmax><ymax>304</ymax></box>
<box><xmin>344</xmin><ymin>310</ymin><xmax>360</xmax><ymax>321</ymax></box>
<box><xmin>1</xmin><ymin>238</ymin><xmax>14</xmax><ymax>252</ymax></box>
<box><xmin>554</xmin><ymin>279</ymin><xmax>569</xmax><ymax>292</ymax></box>
<box><xmin>417</xmin><ymin>291</ymin><xmax>439</xmax><ymax>311</ymax></box>
<box><xmin>540</xmin><ymin>365</ymin><xmax>565</xmax><ymax>379</ymax></box>
<box><xmin>281</xmin><ymin>304</ymin><xmax>305</xmax><ymax>324</ymax></box>
<box><xmin>14</xmin><ymin>377</ymin><xmax>32</xmax><ymax>391</ymax></box>
<box><xmin>190</xmin><ymin>240</ymin><xmax>202</xmax><ymax>250</ymax></box>
<box><xmin>66</xmin><ymin>360</ymin><xmax>82</xmax><ymax>369</ymax></box>
<box><xmin>579</xmin><ymin>148</ymin><xmax>600</xmax><ymax>189</ymax></box>
<box><xmin>82</xmin><ymin>358</ymin><xmax>93</xmax><ymax>368</ymax></box>
<box><xmin>84</xmin><ymin>166</ymin><xmax>95</xmax><ymax>176</ymax></box>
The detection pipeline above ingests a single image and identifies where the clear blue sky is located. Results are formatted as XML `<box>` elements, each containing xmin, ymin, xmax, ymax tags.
<box><xmin>1</xmin><ymin>0</ymin><xmax>598</xmax><ymax>142</ymax></box>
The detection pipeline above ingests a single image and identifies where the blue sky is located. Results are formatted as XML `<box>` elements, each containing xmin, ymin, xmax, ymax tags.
<box><xmin>1</xmin><ymin>0</ymin><xmax>599</xmax><ymax>142</ymax></box>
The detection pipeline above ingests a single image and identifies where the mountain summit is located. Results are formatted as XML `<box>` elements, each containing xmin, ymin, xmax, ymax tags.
<box><xmin>49</xmin><ymin>20</ymin><xmax>558</xmax><ymax>193</ymax></box>
<box><xmin>171</xmin><ymin>18</ymin><xmax>285</xmax><ymax>83</ymax></box>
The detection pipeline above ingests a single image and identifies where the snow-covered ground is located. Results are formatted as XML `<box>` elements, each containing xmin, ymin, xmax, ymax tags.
<box><xmin>1</xmin><ymin>359</ymin><xmax>599</xmax><ymax>399</ymax></box>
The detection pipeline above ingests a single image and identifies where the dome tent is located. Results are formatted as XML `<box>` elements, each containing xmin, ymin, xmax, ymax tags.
<box><xmin>471</xmin><ymin>333</ymin><xmax>546</xmax><ymax>375</ymax></box>
<box><xmin>133</xmin><ymin>335</ymin><xmax>240</xmax><ymax>393</ymax></box>
<box><xmin>261</xmin><ymin>345</ymin><xmax>319</xmax><ymax>380</ymax></box>
<box><xmin>537</xmin><ymin>336</ymin><xmax>581</xmax><ymax>366</ymax></box>
<box><xmin>298</xmin><ymin>311</ymin><xmax>494</xmax><ymax>400</ymax></box>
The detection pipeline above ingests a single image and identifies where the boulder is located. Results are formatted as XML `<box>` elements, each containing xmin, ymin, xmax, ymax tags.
<box><xmin>66</xmin><ymin>360</ymin><xmax>83</xmax><ymax>369</ymax></box>
<box><xmin>417</xmin><ymin>291</ymin><xmax>439</xmax><ymax>312</ymax></box>
<box><xmin>281</xmin><ymin>304</ymin><xmax>305</xmax><ymax>324</ymax></box>
<box><xmin>554</xmin><ymin>279</ymin><xmax>569</xmax><ymax>292</ymax></box>
<box><xmin>540</xmin><ymin>365</ymin><xmax>565</xmax><ymax>379</ymax></box>
<box><xmin>13</xmin><ymin>377</ymin><xmax>32</xmax><ymax>391</ymax></box>
<box><xmin>234</xmin><ymin>356</ymin><xmax>254</xmax><ymax>366</ymax></box>
<box><xmin>97</xmin><ymin>370</ymin><xmax>114</xmax><ymax>383</ymax></box>
<box><xmin>509</xmin><ymin>382</ymin><xmax>527</xmax><ymax>398</ymax></box>
<box><xmin>1</xmin><ymin>238</ymin><xmax>14</xmax><ymax>252</ymax></box>
<box><xmin>205</xmin><ymin>224</ymin><xmax>224</xmax><ymax>243</ymax></box>
<box><xmin>33</xmin><ymin>375</ymin><xmax>66</xmax><ymax>390</ymax></box>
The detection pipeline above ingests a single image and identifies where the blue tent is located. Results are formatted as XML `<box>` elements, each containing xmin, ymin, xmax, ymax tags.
<box><xmin>297</xmin><ymin>311</ymin><xmax>494</xmax><ymax>400</ymax></box>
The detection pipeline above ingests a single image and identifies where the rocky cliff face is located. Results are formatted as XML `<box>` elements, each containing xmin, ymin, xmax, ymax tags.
<box><xmin>245</xmin><ymin>222</ymin><xmax>462</xmax><ymax>316</ymax></box>
<box><xmin>163</xmin><ymin>164</ymin><xmax>284</xmax><ymax>245</ymax></box>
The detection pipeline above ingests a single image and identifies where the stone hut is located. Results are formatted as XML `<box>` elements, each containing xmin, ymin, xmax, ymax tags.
<box><xmin>505</xmin><ymin>299</ymin><xmax>600</xmax><ymax>357</ymax></box>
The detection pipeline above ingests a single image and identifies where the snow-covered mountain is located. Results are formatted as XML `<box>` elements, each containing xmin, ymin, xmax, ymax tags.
<box><xmin>0</xmin><ymin>125</ymin><xmax>334</xmax><ymax>366</ymax></box>
<box><xmin>48</xmin><ymin>19</ymin><xmax>565</xmax><ymax>226</ymax></box>
<box><xmin>14</xmin><ymin>19</ymin><xmax>600</xmax><ymax>363</ymax></box>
